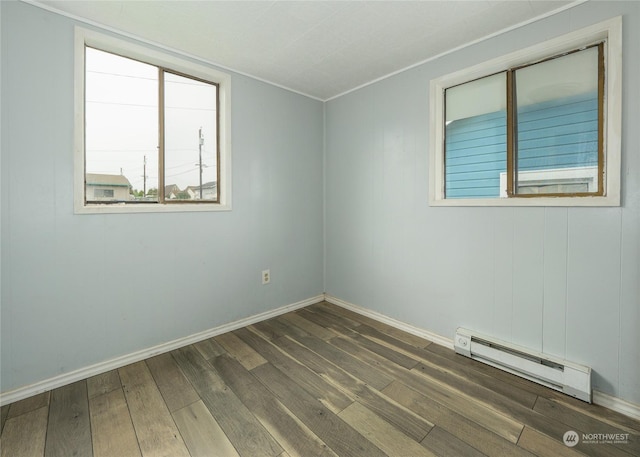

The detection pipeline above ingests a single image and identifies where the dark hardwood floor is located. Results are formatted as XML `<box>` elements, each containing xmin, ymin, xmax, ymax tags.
<box><xmin>1</xmin><ymin>301</ymin><xmax>639</xmax><ymax>456</ymax></box>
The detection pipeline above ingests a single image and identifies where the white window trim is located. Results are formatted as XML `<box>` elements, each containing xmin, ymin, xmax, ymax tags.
<box><xmin>499</xmin><ymin>166</ymin><xmax>599</xmax><ymax>197</ymax></box>
<box><xmin>429</xmin><ymin>16</ymin><xmax>622</xmax><ymax>207</ymax></box>
<box><xmin>74</xmin><ymin>27</ymin><xmax>232</xmax><ymax>214</ymax></box>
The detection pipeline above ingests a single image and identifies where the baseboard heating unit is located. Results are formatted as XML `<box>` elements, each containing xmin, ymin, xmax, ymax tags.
<box><xmin>454</xmin><ymin>328</ymin><xmax>592</xmax><ymax>403</ymax></box>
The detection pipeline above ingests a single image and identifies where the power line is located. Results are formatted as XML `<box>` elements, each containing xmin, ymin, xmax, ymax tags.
<box><xmin>88</xmin><ymin>69</ymin><xmax>215</xmax><ymax>87</ymax></box>
<box><xmin>86</xmin><ymin>100</ymin><xmax>156</xmax><ymax>109</ymax></box>
<box><xmin>86</xmin><ymin>99</ymin><xmax>215</xmax><ymax>112</ymax></box>
<box><xmin>165</xmin><ymin>106</ymin><xmax>216</xmax><ymax>112</ymax></box>
<box><xmin>87</xmin><ymin>70</ymin><xmax>156</xmax><ymax>81</ymax></box>
<box><xmin>86</xmin><ymin>149</ymin><xmax>157</xmax><ymax>153</ymax></box>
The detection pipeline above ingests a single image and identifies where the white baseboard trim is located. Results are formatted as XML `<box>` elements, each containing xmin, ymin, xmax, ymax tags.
<box><xmin>593</xmin><ymin>390</ymin><xmax>640</xmax><ymax>421</ymax></box>
<box><xmin>324</xmin><ymin>294</ymin><xmax>454</xmax><ymax>350</ymax></box>
<box><xmin>0</xmin><ymin>294</ymin><xmax>324</xmax><ymax>407</ymax></box>
<box><xmin>325</xmin><ymin>294</ymin><xmax>640</xmax><ymax>421</ymax></box>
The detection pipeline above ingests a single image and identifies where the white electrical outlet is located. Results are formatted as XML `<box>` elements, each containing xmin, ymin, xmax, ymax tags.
<box><xmin>262</xmin><ymin>269</ymin><xmax>270</xmax><ymax>285</ymax></box>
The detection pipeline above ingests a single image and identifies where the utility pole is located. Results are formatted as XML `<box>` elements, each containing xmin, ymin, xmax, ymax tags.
<box><xmin>198</xmin><ymin>127</ymin><xmax>204</xmax><ymax>199</ymax></box>
<box><xmin>142</xmin><ymin>155</ymin><xmax>147</xmax><ymax>197</ymax></box>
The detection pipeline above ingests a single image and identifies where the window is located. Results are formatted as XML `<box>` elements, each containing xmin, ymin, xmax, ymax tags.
<box><xmin>94</xmin><ymin>189</ymin><xmax>114</xmax><ymax>199</ymax></box>
<box><xmin>429</xmin><ymin>17</ymin><xmax>621</xmax><ymax>206</ymax></box>
<box><xmin>74</xmin><ymin>28</ymin><xmax>231</xmax><ymax>213</ymax></box>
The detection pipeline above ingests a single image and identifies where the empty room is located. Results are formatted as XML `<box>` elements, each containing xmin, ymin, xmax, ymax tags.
<box><xmin>1</xmin><ymin>0</ymin><xmax>639</xmax><ymax>456</ymax></box>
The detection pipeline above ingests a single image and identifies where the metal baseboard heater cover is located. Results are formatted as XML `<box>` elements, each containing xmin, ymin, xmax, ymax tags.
<box><xmin>454</xmin><ymin>328</ymin><xmax>591</xmax><ymax>403</ymax></box>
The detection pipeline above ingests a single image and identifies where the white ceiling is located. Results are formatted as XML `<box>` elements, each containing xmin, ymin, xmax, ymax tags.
<box><xmin>35</xmin><ymin>0</ymin><xmax>579</xmax><ymax>100</ymax></box>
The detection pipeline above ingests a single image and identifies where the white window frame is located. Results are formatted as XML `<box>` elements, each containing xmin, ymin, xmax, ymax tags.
<box><xmin>74</xmin><ymin>27</ymin><xmax>232</xmax><ymax>214</ymax></box>
<box><xmin>429</xmin><ymin>17</ymin><xmax>622</xmax><ymax>207</ymax></box>
<box><xmin>499</xmin><ymin>166</ymin><xmax>599</xmax><ymax>197</ymax></box>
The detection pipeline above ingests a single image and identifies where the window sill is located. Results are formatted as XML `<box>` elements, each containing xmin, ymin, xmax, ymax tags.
<box><xmin>74</xmin><ymin>202</ymin><xmax>232</xmax><ymax>215</ymax></box>
<box><xmin>428</xmin><ymin>194</ymin><xmax>620</xmax><ymax>207</ymax></box>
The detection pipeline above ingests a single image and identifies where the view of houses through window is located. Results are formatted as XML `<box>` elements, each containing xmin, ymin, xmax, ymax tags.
<box><xmin>85</xmin><ymin>47</ymin><xmax>218</xmax><ymax>203</ymax></box>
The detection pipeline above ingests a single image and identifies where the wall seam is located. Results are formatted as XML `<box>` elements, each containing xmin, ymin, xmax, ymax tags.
<box><xmin>321</xmin><ymin>101</ymin><xmax>327</xmax><ymax>295</ymax></box>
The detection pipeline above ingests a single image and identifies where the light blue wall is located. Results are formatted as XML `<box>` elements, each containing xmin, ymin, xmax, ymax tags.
<box><xmin>0</xmin><ymin>1</ymin><xmax>324</xmax><ymax>393</ymax></box>
<box><xmin>2</xmin><ymin>0</ymin><xmax>639</xmax><ymax>408</ymax></box>
<box><xmin>325</xmin><ymin>1</ymin><xmax>640</xmax><ymax>404</ymax></box>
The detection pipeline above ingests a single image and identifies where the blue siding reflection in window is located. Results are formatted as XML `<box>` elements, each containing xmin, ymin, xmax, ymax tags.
<box><xmin>444</xmin><ymin>91</ymin><xmax>597</xmax><ymax>199</ymax></box>
<box><xmin>517</xmin><ymin>92</ymin><xmax>598</xmax><ymax>172</ymax></box>
<box><xmin>445</xmin><ymin>111</ymin><xmax>506</xmax><ymax>198</ymax></box>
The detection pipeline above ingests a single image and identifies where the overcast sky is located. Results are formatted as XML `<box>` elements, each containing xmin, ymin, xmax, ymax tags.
<box><xmin>85</xmin><ymin>47</ymin><xmax>217</xmax><ymax>192</ymax></box>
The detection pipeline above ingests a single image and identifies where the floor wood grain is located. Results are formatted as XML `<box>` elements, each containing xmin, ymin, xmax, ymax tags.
<box><xmin>87</xmin><ymin>370</ymin><xmax>121</xmax><ymax>400</ymax></box>
<box><xmin>251</xmin><ymin>362</ymin><xmax>387</xmax><ymax>457</ymax></box>
<box><xmin>213</xmin><ymin>353</ymin><xmax>336</xmax><ymax>457</ymax></box>
<box><xmin>0</xmin><ymin>406</ymin><xmax>49</xmax><ymax>457</ymax></box>
<box><xmin>0</xmin><ymin>405</ymin><xmax>9</xmax><ymax>435</ymax></box>
<box><xmin>172</xmin><ymin>400</ymin><xmax>240</xmax><ymax>457</ymax></box>
<box><xmin>172</xmin><ymin>345</ymin><xmax>282</xmax><ymax>457</ymax></box>
<box><xmin>89</xmin><ymin>388</ymin><xmax>142</xmax><ymax>457</ymax></box>
<box><xmin>119</xmin><ymin>361</ymin><xmax>191</xmax><ymax>457</ymax></box>
<box><xmin>2</xmin><ymin>301</ymin><xmax>639</xmax><ymax>457</ymax></box>
<box><xmin>338</xmin><ymin>402</ymin><xmax>437</xmax><ymax>457</ymax></box>
<box><xmin>6</xmin><ymin>391</ymin><xmax>50</xmax><ymax>419</ymax></box>
<box><xmin>214</xmin><ymin>331</ymin><xmax>267</xmax><ymax>370</ymax></box>
<box><xmin>44</xmin><ymin>380</ymin><xmax>92</xmax><ymax>457</ymax></box>
<box><xmin>146</xmin><ymin>353</ymin><xmax>200</xmax><ymax>413</ymax></box>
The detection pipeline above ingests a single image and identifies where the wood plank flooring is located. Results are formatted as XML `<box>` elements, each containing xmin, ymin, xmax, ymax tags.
<box><xmin>1</xmin><ymin>301</ymin><xmax>639</xmax><ymax>457</ymax></box>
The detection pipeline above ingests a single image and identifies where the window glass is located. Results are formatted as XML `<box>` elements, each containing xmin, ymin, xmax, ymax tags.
<box><xmin>442</xmin><ymin>46</ymin><xmax>602</xmax><ymax>200</ymax></box>
<box><xmin>515</xmin><ymin>47</ymin><xmax>600</xmax><ymax>195</ymax></box>
<box><xmin>85</xmin><ymin>47</ymin><xmax>159</xmax><ymax>202</ymax></box>
<box><xmin>75</xmin><ymin>28</ymin><xmax>232</xmax><ymax>213</ymax></box>
<box><xmin>430</xmin><ymin>17</ymin><xmax>620</xmax><ymax>207</ymax></box>
<box><xmin>164</xmin><ymin>72</ymin><xmax>218</xmax><ymax>201</ymax></box>
<box><xmin>84</xmin><ymin>47</ymin><xmax>220</xmax><ymax>204</ymax></box>
<box><xmin>445</xmin><ymin>73</ymin><xmax>507</xmax><ymax>198</ymax></box>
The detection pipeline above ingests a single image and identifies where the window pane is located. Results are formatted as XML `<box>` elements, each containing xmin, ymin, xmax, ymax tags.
<box><xmin>85</xmin><ymin>47</ymin><xmax>159</xmax><ymax>202</ymax></box>
<box><xmin>164</xmin><ymin>72</ymin><xmax>218</xmax><ymax>201</ymax></box>
<box><xmin>515</xmin><ymin>46</ymin><xmax>599</xmax><ymax>195</ymax></box>
<box><xmin>445</xmin><ymin>73</ymin><xmax>507</xmax><ymax>198</ymax></box>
